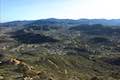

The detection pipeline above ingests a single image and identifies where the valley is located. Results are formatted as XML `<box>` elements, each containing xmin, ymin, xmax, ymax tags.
<box><xmin>0</xmin><ymin>19</ymin><xmax>120</xmax><ymax>80</ymax></box>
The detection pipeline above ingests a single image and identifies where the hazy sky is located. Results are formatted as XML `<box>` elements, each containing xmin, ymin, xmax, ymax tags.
<box><xmin>0</xmin><ymin>0</ymin><xmax>120</xmax><ymax>22</ymax></box>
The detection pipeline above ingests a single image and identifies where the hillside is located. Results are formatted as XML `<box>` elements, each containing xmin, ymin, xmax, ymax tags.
<box><xmin>0</xmin><ymin>19</ymin><xmax>120</xmax><ymax>80</ymax></box>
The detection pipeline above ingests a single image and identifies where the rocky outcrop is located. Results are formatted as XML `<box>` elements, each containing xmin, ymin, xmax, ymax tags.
<box><xmin>10</xmin><ymin>58</ymin><xmax>54</xmax><ymax>80</ymax></box>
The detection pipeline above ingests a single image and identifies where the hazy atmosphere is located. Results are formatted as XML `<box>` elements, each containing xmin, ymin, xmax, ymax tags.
<box><xmin>1</xmin><ymin>0</ymin><xmax>120</xmax><ymax>22</ymax></box>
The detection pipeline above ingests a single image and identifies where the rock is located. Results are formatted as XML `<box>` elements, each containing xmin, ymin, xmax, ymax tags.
<box><xmin>0</xmin><ymin>61</ymin><xmax>2</xmax><ymax>64</ymax></box>
<box><xmin>0</xmin><ymin>76</ymin><xmax>4</xmax><ymax>80</ymax></box>
<box><xmin>24</xmin><ymin>77</ymin><xmax>33</xmax><ymax>80</ymax></box>
<box><xmin>11</xmin><ymin>74</ymin><xmax>23</xmax><ymax>79</ymax></box>
<box><xmin>2</xmin><ymin>46</ymin><xmax>6</xmax><ymax>50</ymax></box>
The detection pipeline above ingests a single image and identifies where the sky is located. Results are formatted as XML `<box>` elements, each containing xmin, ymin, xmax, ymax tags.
<box><xmin>0</xmin><ymin>0</ymin><xmax>120</xmax><ymax>22</ymax></box>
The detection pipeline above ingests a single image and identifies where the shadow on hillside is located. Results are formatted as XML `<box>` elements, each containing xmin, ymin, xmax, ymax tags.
<box><xmin>88</xmin><ymin>37</ymin><xmax>112</xmax><ymax>45</ymax></box>
<box><xmin>11</xmin><ymin>30</ymin><xmax>58</xmax><ymax>44</ymax></box>
<box><xmin>104</xmin><ymin>58</ymin><xmax>120</xmax><ymax>66</ymax></box>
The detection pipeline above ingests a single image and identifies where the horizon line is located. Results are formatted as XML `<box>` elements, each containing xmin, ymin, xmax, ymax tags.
<box><xmin>1</xmin><ymin>18</ymin><xmax>120</xmax><ymax>23</ymax></box>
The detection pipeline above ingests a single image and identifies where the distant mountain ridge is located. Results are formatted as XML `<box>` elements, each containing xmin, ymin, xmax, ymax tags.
<box><xmin>0</xmin><ymin>21</ymin><xmax>34</xmax><ymax>27</ymax></box>
<box><xmin>0</xmin><ymin>18</ymin><xmax>120</xmax><ymax>27</ymax></box>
